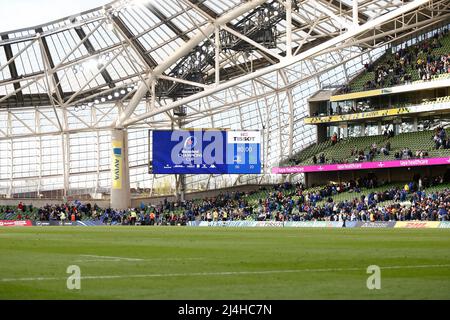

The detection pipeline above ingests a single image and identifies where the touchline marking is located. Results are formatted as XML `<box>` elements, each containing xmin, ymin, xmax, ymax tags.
<box><xmin>74</xmin><ymin>257</ymin><xmax>204</xmax><ymax>263</ymax></box>
<box><xmin>2</xmin><ymin>264</ymin><xmax>450</xmax><ymax>282</ymax></box>
<box><xmin>75</xmin><ymin>254</ymin><xmax>204</xmax><ymax>262</ymax></box>
<box><xmin>79</xmin><ymin>255</ymin><xmax>143</xmax><ymax>261</ymax></box>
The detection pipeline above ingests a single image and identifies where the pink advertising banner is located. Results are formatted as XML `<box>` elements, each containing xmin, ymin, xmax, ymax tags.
<box><xmin>272</xmin><ymin>157</ymin><xmax>450</xmax><ymax>174</ymax></box>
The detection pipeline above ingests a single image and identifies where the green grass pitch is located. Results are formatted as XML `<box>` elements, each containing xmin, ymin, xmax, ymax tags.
<box><xmin>0</xmin><ymin>227</ymin><xmax>449</xmax><ymax>299</ymax></box>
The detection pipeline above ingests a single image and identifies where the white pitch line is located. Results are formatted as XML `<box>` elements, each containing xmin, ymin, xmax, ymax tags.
<box><xmin>79</xmin><ymin>255</ymin><xmax>143</xmax><ymax>261</ymax></box>
<box><xmin>1</xmin><ymin>264</ymin><xmax>450</xmax><ymax>283</ymax></box>
<box><xmin>75</xmin><ymin>254</ymin><xmax>204</xmax><ymax>262</ymax></box>
<box><xmin>74</xmin><ymin>257</ymin><xmax>205</xmax><ymax>263</ymax></box>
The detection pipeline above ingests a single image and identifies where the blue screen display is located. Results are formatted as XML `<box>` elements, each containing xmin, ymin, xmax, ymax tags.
<box><xmin>152</xmin><ymin>130</ymin><xmax>261</xmax><ymax>174</ymax></box>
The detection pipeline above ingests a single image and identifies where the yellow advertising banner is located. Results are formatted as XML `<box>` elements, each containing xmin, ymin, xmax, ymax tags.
<box><xmin>111</xmin><ymin>140</ymin><xmax>123</xmax><ymax>190</ymax></box>
<box><xmin>330</xmin><ymin>89</ymin><xmax>383</xmax><ymax>102</ymax></box>
<box><xmin>394</xmin><ymin>221</ymin><xmax>440</xmax><ymax>229</ymax></box>
<box><xmin>304</xmin><ymin>107</ymin><xmax>411</xmax><ymax>124</ymax></box>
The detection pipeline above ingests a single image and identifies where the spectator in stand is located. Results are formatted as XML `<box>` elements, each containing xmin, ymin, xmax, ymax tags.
<box><xmin>341</xmin><ymin>85</ymin><xmax>350</xmax><ymax>94</ymax></box>
<box><xmin>370</xmin><ymin>143</ymin><xmax>378</xmax><ymax>154</ymax></box>
<box><xmin>331</xmin><ymin>133</ymin><xmax>338</xmax><ymax>145</ymax></box>
<box><xmin>312</xmin><ymin>155</ymin><xmax>318</xmax><ymax>164</ymax></box>
<box><xmin>150</xmin><ymin>211</ymin><xmax>155</xmax><ymax>225</ymax></box>
<box><xmin>319</xmin><ymin>153</ymin><xmax>326</xmax><ymax>164</ymax></box>
<box><xmin>438</xmin><ymin>205</ymin><xmax>448</xmax><ymax>221</ymax></box>
<box><xmin>380</xmin><ymin>144</ymin><xmax>389</xmax><ymax>156</ymax></box>
<box><xmin>355</xmin><ymin>29</ymin><xmax>449</xmax><ymax>93</ymax></box>
<box><xmin>433</xmin><ymin>126</ymin><xmax>447</xmax><ymax>149</ymax></box>
<box><xmin>4</xmin><ymin>171</ymin><xmax>450</xmax><ymax>225</ymax></box>
<box><xmin>434</xmin><ymin>132</ymin><xmax>441</xmax><ymax>149</ymax></box>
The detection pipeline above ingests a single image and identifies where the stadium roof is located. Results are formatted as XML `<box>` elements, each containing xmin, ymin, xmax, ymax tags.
<box><xmin>0</xmin><ymin>0</ymin><xmax>447</xmax><ymax>111</ymax></box>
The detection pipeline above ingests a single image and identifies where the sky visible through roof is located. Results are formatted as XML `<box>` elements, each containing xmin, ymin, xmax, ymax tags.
<box><xmin>0</xmin><ymin>0</ymin><xmax>111</xmax><ymax>33</ymax></box>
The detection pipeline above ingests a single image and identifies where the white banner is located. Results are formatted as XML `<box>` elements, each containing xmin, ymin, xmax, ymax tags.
<box><xmin>227</xmin><ymin>130</ymin><xmax>261</xmax><ymax>144</ymax></box>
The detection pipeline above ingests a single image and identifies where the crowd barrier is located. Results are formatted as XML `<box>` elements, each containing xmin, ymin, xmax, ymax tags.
<box><xmin>1</xmin><ymin>220</ymin><xmax>450</xmax><ymax>228</ymax></box>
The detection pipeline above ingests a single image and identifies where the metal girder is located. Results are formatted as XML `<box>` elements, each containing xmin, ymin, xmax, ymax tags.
<box><xmin>0</xmin><ymin>80</ymin><xmax>137</xmax><ymax>109</ymax></box>
<box><xmin>116</xmin><ymin>0</ymin><xmax>268</xmax><ymax>128</ymax></box>
<box><xmin>1</xmin><ymin>34</ymin><xmax>24</xmax><ymax>106</ymax></box>
<box><xmin>122</xmin><ymin>0</ymin><xmax>431</xmax><ymax>127</ymax></box>
<box><xmin>186</xmin><ymin>0</ymin><xmax>220</xmax><ymax>19</ymax></box>
<box><xmin>36</xmin><ymin>28</ymin><xmax>65</xmax><ymax>102</ymax></box>
<box><xmin>143</xmin><ymin>3</ymin><xmax>190</xmax><ymax>42</ymax></box>
<box><xmin>327</xmin><ymin>0</ymin><xmax>370</xmax><ymax>24</ymax></box>
<box><xmin>110</xmin><ymin>15</ymin><xmax>158</xmax><ymax>70</ymax></box>
<box><xmin>74</xmin><ymin>27</ymin><xmax>116</xmax><ymax>89</ymax></box>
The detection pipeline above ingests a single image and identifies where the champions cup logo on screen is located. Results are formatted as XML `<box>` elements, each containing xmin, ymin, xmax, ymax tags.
<box><xmin>171</xmin><ymin>130</ymin><xmax>222</xmax><ymax>165</ymax></box>
<box><xmin>184</xmin><ymin>136</ymin><xmax>197</xmax><ymax>149</ymax></box>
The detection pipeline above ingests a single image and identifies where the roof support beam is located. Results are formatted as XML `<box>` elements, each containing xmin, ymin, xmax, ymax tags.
<box><xmin>123</xmin><ymin>0</ymin><xmax>430</xmax><ymax>127</ymax></box>
<box><xmin>286</xmin><ymin>0</ymin><xmax>293</xmax><ymax>57</ymax></box>
<box><xmin>144</xmin><ymin>3</ymin><xmax>190</xmax><ymax>42</ymax></box>
<box><xmin>1</xmin><ymin>34</ymin><xmax>24</xmax><ymax>106</ymax></box>
<box><xmin>353</xmin><ymin>0</ymin><xmax>359</xmax><ymax>26</ymax></box>
<box><xmin>36</xmin><ymin>28</ymin><xmax>65</xmax><ymax>102</ymax></box>
<box><xmin>116</xmin><ymin>0</ymin><xmax>268</xmax><ymax>128</ymax></box>
<box><xmin>110</xmin><ymin>15</ymin><xmax>158</xmax><ymax>70</ymax></box>
<box><xmin>328</xmin><ymin>0</ymin><xmax>369</xmax><ymax>24</ymax></box>
<box><xmin>74</xmin><ymin>27</ymin><xmax>115</xmax><ymax>88</ymax></box>
<box><xmin>185</xmin><ymin>0</ymin><xmax>219</xmax><ymax>19</ymax></box>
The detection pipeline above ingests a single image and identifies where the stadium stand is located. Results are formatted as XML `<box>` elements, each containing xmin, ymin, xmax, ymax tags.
<box><xmin>344</xmin><ymin>28</ymin><xmax>450</xmax><ymax>93</ymax></box>
<box><xmin>284</xmin><ymin>128</ymin><xmax>450</xmax><ymax>166</ymax></box>
<box><xmin>2</xmin><ymin>174</ymin><xmax>449</xmax><ymax>224</ymax></box>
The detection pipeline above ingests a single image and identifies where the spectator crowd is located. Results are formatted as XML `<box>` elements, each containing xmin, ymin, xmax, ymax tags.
<box><xmin>2</xmin><ymin>175</ymin><xmax>449</xmax><ymax>224</ymax></box>
<box><xmin>362</xmin><ymin>28</ymin><xmax>449</xmax><ymax>91</ymax></box>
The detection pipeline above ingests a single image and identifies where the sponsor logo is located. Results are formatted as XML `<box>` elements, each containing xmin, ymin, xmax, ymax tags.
<box><xmin>255</xmin><ymin>221</ymin><xmax>284</xmax><ymax>227</ymax></box>
<box><xmin>112</xmin><ymin>140</ymin><xmax>123</xmax><ymax>190</ymax></box>
<box><xmin>33</xmin><ymin>221</ymin><xmax>76</xmax><ymax>226</ymax></box>
<box><xmin>394</xmin><ymin>221</ymin><xmax>440</xmax><ymax>228</ymax></box>
<box><xmin>233</xmin><ymin>136</ymin><xmax>256</xmax><ymax>142</ymax></box>
<box><xmin>0</xmin><ymin>220</ymin><xmax>32</xmax><ymax>227</ymax></box>
<box><xmin>285</xmin><ymin>221</ymin><xmax>324</xmax><ymax>228</ymax></box>
<box><xmin>399</xmin><ymin>159</ymin><xmax>429</xmax><ymax>167</ymax></box>
<box><xmin>358</xmin><ymin>221</ymin><xmax>396</xmax><ymax>228</ymax></box>
<box><xmin>34</xmin><ymin>221</ymin><xmax>51</xmax><ymax>226</ymax></box>
<box><xmin>439</xmin><ymin>221</ymin><xmax>450</xmax><ymax>228</ymax></box>
<box><xmin>113</xmin><ymin>148</ymin><xmax>121</xmax><ymax>156</ymax></box>
<box><xmin>183</xmin><ymin>136</ymin><xmax>197</xmax><ymax>149</ymax></box>
<box><xmin>336</xmin><ymin>163</ymin><xmax>363</xmax><ymax>170</ymax></box>
<box><xmin>227</xmin><ymin>130</ymin><xmax>261</xmax><ymax>144</ymax></box>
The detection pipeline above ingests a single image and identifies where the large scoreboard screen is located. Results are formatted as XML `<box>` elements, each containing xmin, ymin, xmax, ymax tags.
<box><xmin>151</xmin><ymin>129</ymin><xmax>261</xmax><ymax>174</ymax></box>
